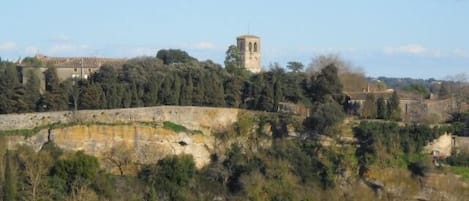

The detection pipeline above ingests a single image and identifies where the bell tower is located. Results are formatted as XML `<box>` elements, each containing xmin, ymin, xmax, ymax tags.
<box><xmin>236</xmin><ymin>35</ymin><xmax>261</xmax><ymax>73</ymax></box>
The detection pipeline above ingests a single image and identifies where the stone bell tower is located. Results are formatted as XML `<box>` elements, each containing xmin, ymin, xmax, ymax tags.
<box><xmin>236</xmin><ymin>35</ymin><xmax>261</xmax><ymax>73</ymax></box>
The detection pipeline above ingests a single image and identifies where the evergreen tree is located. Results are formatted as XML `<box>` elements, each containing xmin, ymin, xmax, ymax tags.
<box><xmin>79</xmin><ymin>83</ymin><xmax>106</xmax><ymax>109</ymax></box>
<box><xmin>3</xmin><ymin>150</ymin><xmax>17</xmax><ymax>201</ymax></box>
<box><xmin>387</xmin><ymin>91</ymin><xmax>401</xmax><ymax>121</ymax></box>
<box><xmin>257</xmin><ymin>85</ymin><xmax>275</xmax><ymax>111</ymax></box>
<box><xmin>23</xmin><ymin>69</ymin><xmax>42</xmax><ymax>111</ymax></box>
<box><xmin>224</xmin><ymin>76</ymin><xmax>242</xmax><ymax>107</ymax></box>
<box><xmin>376</xmin><ymin>96</ymin><xmax>387</xmax><ymax>119</ymax></box>
<box><xmin>179</xmin><ymin>72</ymin><xmax>193</xmax><ymax>106</ymax></box>
<box><xmin>310</xmin><ymin>64</ymin><xmax>343</xmax><ymax>103</ymax></box>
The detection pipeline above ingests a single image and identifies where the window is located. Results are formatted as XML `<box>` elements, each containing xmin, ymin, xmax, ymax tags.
<box><xmin>74</xmin><ymin>68</ymin><xmax>77</xmax><ymax>72</ymax></box>
<box><xmin>249</xmin><ymin>42</ymin><xmax>252</xmax><ymax>52</ymax></box>
<box><xmin>254</xmin><ymin>42</ymin><xmax>258</xmax><ymax>52</ymax></box>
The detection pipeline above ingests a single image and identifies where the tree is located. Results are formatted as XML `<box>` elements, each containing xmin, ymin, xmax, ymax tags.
<box><xmin>38</xmin><ymin>68</ymin><xmax>68</xmax><ymax>111</ymax></box>
<box><xmin>79</xmin><ymin>83</ymin><xmax>106</xmax><ymax>109</ymax></box>
<box><xmin>50</xmin><ymin>151</ymin><xmax>100</xmax><ymax>194</ymax></box>
<box><xmin>104</xmin><ymin>143</ymin><xmax>135</xmax><ymax>176</ymax></box>
<box><xmin>224</xmin><ymin>45</ymin><xmax>243</xmax><ymax>74</ymax></box>
<box><xmin>362</xmin><ymin>94</ymin><xmax>377</xmax><ymax>119</ymax></box>
<box><xmin>286</xmin><ymin>61</ymin><xmax>304</xmax><ymax>72</ymax></box>
<box><xmin>16</xmin><ymin>146</ymin><xmax>53</xmax><ymax>201</ymax></box>
<box><xmin>93</xmin><ymin>66</ymin><xmax>123</xmax><ymax>109</ymax></box>
<box><xmin>310</xmin><ymin>64</ymin><xmax>343</xmax><ymax>103</ymax></box>
<box><xmin>306</xmin><ymin>101</ymin><xmax>345</xmax><ymax>135</ymax></box>
<box><xmin>0</xmin><ymin>62</ymin><xmax>25</xmax><ymax>113</ymax></box>
<box><xmin>3</xmin><ymin>150</ymin><xmax>17</xmax><ymax>201</ymax></box>
<box><xmin>224</xmin><ymin>76</ymin><xmax>242</xmax><ymax>107</ymax></box>
<box><xmin>139</xmin><ymin>154</ymin><xmax>196</xmax><ymax>201</ymax></box>
<box><xmin>179</xmin><ymin>72</ymin><xmax>193</xmax><ymax>106</ymax></box>
<box><xmin>387</xmin><ymin>91</ymin><xmax>401</xmax><ymax>121</ymax></box>
<box><xmin>376</xmin><ymin>96</ymin><xmax>387</xmax><ymax>119</ymax></box>
<box><xmin>156</xmin><ymin>49</ymin><xmax>196</xmax><ymax>65</ymax></box>
<box><xmin>23</xmin><ymin>69</ymin><xmax>41</xmax><ymax>111</ymax></box>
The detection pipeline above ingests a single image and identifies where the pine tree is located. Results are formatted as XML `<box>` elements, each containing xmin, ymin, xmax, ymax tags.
<box><xmin>387</xmin><ymin>91</ymin><xmax>401</xmax><ymax>121</ymax></box>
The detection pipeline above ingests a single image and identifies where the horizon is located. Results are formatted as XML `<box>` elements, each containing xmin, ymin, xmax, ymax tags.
<box><xmin>1</xmin><ymin>0</ymin><xmax>468</xmax><ymax>80</ymax></box>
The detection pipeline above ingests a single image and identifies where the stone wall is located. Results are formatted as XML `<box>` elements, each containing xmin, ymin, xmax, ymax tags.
<box><xmin>0</xmin><ymin>106</ymin><xmax>243</xmax><ymax>134</ymax></box>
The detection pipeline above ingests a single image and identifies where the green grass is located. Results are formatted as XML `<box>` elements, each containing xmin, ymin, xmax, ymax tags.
<box><xmin>449</xmin><ymin>166</ymin><xmax>469</xmax><ymax>180</ymax></box>
<box><xmin>163</xmin><ymin>121</ymin><xmax>187</xmax><ymax>133</ymax></box>
<box><xmin>0</xmin><ymin>121</ymin><xmax>193</xmax><ymax>137</ymax></box>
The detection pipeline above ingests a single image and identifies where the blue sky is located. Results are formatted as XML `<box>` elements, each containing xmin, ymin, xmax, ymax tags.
<box><xmin>1</xmin><ymin>0</ymin><xmax>468</xmax><ymax>79</ymax></box>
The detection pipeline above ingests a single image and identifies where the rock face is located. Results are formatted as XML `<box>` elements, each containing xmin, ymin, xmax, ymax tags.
<box><xmin>0</xmin><ymin>106</ymin><xmax>242</xmax><ymax>134</ymax></box>
<box><xmin>1</xmin><ymin>106</ymin><xmax>253</xmax><ymax>171</ymax></box>
<box><xmin>6</xmin><ymin>124</ymin><xmax>216</xmax><ymax>169</ymax></box>
<box><xmin>54</xmin><ymin>125</ymin><xmax>215</xmax><ymax>168</ymax></box>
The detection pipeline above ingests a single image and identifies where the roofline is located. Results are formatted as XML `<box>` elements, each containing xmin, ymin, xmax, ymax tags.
<box><xmin>237</xmin><ymin>35</ymin><xmax>260</xmax><ymax>39</ymax></box>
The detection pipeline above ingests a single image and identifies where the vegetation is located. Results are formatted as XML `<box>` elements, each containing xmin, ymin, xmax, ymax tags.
<box><xmin>163</xmin><ymin>121</ymin><xmax>187</xmax><ymax>133</ymax></box>
<box><xmin>0</xmin><ymin>50</ymin><xmax>468</xmax><ymax>200</ymax></box>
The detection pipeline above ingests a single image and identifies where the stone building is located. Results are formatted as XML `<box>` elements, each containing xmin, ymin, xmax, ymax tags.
<box><xmin>17</xmin><ymin>54</ymin><xmax>127</xmax><ymax>92</ymax></box>
<box><xmin>236</xmin><ymin>35</ymin><xmax>261</xmax><ymax>73</ymax></box>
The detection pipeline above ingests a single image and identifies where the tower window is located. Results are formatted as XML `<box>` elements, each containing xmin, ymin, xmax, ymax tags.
<box><xmin>249</xmin><ymin>42</ymin><xmax>252</xmax><ymax>52</ymax></box>
<box><xmin>254</xmin><ymin>42</ymin><xmax>258</xmax><ymax>52</ymax></box>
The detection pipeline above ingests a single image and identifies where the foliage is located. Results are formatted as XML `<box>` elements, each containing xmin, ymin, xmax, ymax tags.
<box><xmin>50</xmin><ymin>151</ymin><xmax>100</xmax><ymax>194</ymax></box>
<box><xmin>309</xmin><ymin>64</ymin><xmax>343</xmax><ymax>103</ymax></box>
<box><xmin>445</xmin><ymin>151</ymin><xmax>469</xmax><ymax>167</ymax></box>
<box><xmin>156</xmin><ymin>49</ymin><xmax>197</xmax><ymax>65</ymax></box>
<box><xmin>163</xmin><ymin>121</ymin><xmax>187</xmax><ymax>133</ymax></box>
<box><xmin>139</xmin><ymin>154</ymin><xmax>196</xmax><ymax>201</ymax></box>
<box><xmin>305</xmin><ymin>101</ymin><xmax>345</xmax><ymax>136</ymax></box>
<box><xmin>286</xmin><ymin>61</ymin><xmax>304</xmax><ymax>72</ymax></box>
<box><xmin>354</xmin><ymin>121</ymin><xmax>445</xmax><ymax>175</ymax></box>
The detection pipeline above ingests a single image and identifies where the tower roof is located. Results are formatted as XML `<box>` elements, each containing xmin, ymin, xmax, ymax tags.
<box><xmin>237</xmin><ymin>34</ymin><xmax>260</xmax><ymax>39</ymax></box>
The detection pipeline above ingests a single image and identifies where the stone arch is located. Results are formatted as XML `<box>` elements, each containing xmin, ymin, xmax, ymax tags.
<box><xmin>254</xmin><ymin>42</ymin><xmax>258</xmax><ymax>52</ymax></box>
<box><xmin>249</xmin><ymin>42</ymin><xmax>252</xmax><ymax>52</ymax></box>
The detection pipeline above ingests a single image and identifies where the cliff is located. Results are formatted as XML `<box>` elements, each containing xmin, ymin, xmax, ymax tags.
<box><xmin>1</xmin><ymin>106</ymin><xmax>253</xmax><ymax>172</ymax></box>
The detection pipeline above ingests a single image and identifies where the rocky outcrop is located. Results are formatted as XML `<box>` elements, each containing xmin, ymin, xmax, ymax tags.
<box><xmin>6</xmin><ymin>124</ymin><xmax>215</xmax><ymax>169</ymax></box>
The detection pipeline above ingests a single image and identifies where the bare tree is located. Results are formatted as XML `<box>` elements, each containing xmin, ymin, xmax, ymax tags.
<box><xmin>16</xmin><ymin>146</ymin><xmax>53</xmax><ymax>201</ymax></box>
<box><xmin>104</xmin><ymin>142</ymin><xmax>136</xmax><ymax>176</ymax></box>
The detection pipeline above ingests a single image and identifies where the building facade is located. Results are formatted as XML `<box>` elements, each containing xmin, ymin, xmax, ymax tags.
<box><xmin>236</xmin><ymin>35</ymin><xmax>261</xmax><ymax>73</ymax></box>
<box><xmin>17</xmin><ymin>54</ymin><xmax>127</xmax><ymax>93</ymax></box>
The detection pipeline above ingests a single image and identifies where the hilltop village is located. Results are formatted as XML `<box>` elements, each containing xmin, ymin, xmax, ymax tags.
<box><xmin>0</xmin><ymin>35</ymin><xmax>468</xmax><ymax>201</ymax></box>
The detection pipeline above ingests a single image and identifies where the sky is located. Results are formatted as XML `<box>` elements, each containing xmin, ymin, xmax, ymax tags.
<box><xmin>1</xmin><ymin>0</ymin><xmax>468</xmax><ymax>79</ymax></box>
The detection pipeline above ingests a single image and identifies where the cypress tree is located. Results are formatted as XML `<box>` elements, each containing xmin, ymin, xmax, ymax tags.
<box><xmin>3</xmin><ymin>150</ymin><xmax>17</xmax><ymax>201</ymax></box>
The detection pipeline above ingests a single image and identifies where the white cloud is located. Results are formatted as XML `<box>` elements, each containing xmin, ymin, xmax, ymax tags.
<box><xmin>0</xmin><ymin>42</ymin><xmax>17</xmax><ymax>51</ymax></box>
<box><xmin>384</xmin><ymin>44</ymin><xmax>469</xmax><ymax>58</ymax></box>
<box><xmin>384</xmin><ymin>44</ymin><xmax>428</xmax><ymax>55</ymax></box>
<box><xmin>191</xmin><ymin>42</ymin><xmax>216</xmax><ymax>50</ymax></box>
